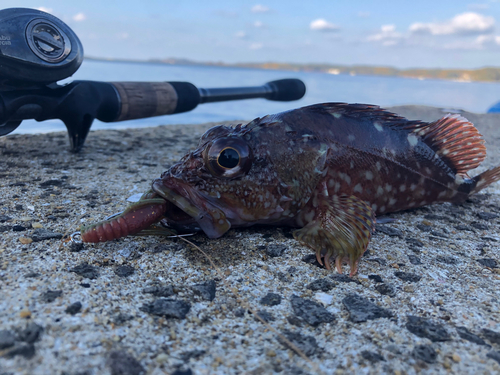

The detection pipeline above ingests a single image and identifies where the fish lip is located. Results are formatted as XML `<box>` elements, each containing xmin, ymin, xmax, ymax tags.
<box><xmin>152</xmin><ymin>178</ymin><xmax>230</xmax><ymax>238</ymax></box>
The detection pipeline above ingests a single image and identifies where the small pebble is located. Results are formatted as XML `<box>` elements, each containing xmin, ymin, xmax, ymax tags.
<box><xmin>361</xmin><ymin>350</ymin><xmax>385</xmax><ymax>363</ymax></box>
<box><xmin>456</xmin><ymin>326</ymin><xmax>489</xmax><ymax>346</ymax></box>
<box><xmin>41</xmin><ymin>290</ymin><xmax>62</xmax><ymax>303</ymax></box>
<box><xmin>259</xmin><ymin>292</ymin><xmax>282</xmax><ymax>306</ymax></box>
<box><xmin>482</xmin><ymin>328</ymin><xmax>500</xmax><ymax>345</ymax></box>
<box><xmin>265</xmin><ymin>244</ymin><xmax>287</xmax><ymax>257</ymax></box>
<box><xmin>375</xmin><ymin>225</ymin><xmax>403</xmax><ymax>237</ymax></box>
<box><xmin>191</xmin><ymin>280</ymin><xmax>216</xmax><ymax>301</ymax></box>
<box><xmin>290</xmin><ymin>295</ymin><xmax>335</xmax><ymax>326</ymax></box>
<box><xmin>395</xmin><ymin>272</ymin><xmax>421</xmax><ymax>283</ymax></box>
<box><xmin>412</xmin><ymin>345</ymin><xmax>437</xmax><ymax>363</ymax></box>
<box><xmin>0</xmin><ymin>330</ymin><xmax>16</xmax><ymax>350</ymax></box>
<box><xmin>342</xmin><ymin>293</ymin><xmax>393</xmax><ymax>322</ymax></box>
<box><xmin>278</xmin><ymin>330</ymin><xmax>319</xmax><ymax>357</ymax></box>
<box><xmin>254</xmin><ymin>310</ymin><xmax>274</xmax><ymax>323</ymax></box>
<box><xmin>65</xmin><ymin>302</ymin><xmax>82</xmax><ymax>315</ymax></box>
<box><xmin>114</xmin><ymin>265</ymin><xmax>135</xmax><ymax>277</ymax></box>
<box><xmin>31</xmin><ymin>228</ymin><xmax>63</xmax><ymax>242</ymax></box>
<box><xmin>477</xmin><ymin>259</ymin><xmax>498</xmax><ymax>269</ymax></box>
<box><xmin>140</xmin><ymin>298</ymin><xmax>191</xmax><ymax>319</ymax></box>
<box><xmin>4</xmin><ymin>343</ymin><xmax>35</xmax><ymax>359</ymax></box>
<box><xmin>70</xmin><ymin>263</ymin><xmax>100</xmax><ymax>280</ymax></box>
<box><xmin>406</xmin><ymin>316</ymin><xmax>450</xmax><ymax>342</ymax></box>
<box><xmin>107</xmin><ymin>350</ymin><xmax>145</xmax><ymax>375</ymax></box>
<box><xmin>307</xmin><ymin>278</ymin><xmax>335</xmax><ymax>292</ymax></box>
<box><xmin>19</xmin><ymin>310</ymin><xmax>32</xmax><ymax>319</ymax></box>
<box><xmin>375</xmin><ymin>284</ymin><xmax>396</xmax><ymax>297</ymax></box>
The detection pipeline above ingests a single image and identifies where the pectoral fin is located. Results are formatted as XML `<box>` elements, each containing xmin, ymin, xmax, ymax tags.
<box><xmin>293</xmin><ymin>194</ymin><xmax>375</xmax><ymax>276</ymax></box>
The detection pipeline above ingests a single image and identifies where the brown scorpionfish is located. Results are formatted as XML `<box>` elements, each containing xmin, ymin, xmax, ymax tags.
<box><xmin>80</xmin><ymin>103</ymin><xmax>500</xmax><ymax>276</ymax></box>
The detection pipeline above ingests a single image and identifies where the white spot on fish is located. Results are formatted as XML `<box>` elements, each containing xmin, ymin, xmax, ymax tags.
<box><xmin>332</xmin><ymin>112</ymin><xmax>342</xmax><ymax>119</ymax></box>
<box><xmin>376</xmin><ymin>162</ymin><xmax>382</xmax><ymax>171</ymax></box>
<box><xmin>384</xmin><ymin>184</ymin><xmax>392</xmax><ymax>192</ymax></box>
<box><xmin>407</xmin><ymin>134</ymin><xmax>418</xmax><ymax>147</ymax></box>
<box><xmin>339</xmin><ymin>173</ymin><xmax>351</xmax><ymax>185</ymax></box>
<box><xmin>389</xmin><ymin>198</ymin><xmax>397</xmax><ymax>206</ymax></box>
<box><xmin>379</xmin><ymin>206</ymin><xmax>386</xmax><ymax>212</ymax></box>
<box><xmin>455</xmin><ymin>175</ymin><xmax>464</xmax><ymax>184</ymax></box>
<box><xmin>374</xmin><ymin>122</ymin><xmax>383</xmax><ymax>132</ymax></box>
<box><xmin>377</xmin><ymin>186</ymin><xmax>384</xmax><ymax>196</ymax></box>
<box><xmin>365</xmin><ymin>171</ymin><xmax>374</xmax><ymax>180</ymax></box>
<box><xmin>348</xmin><ymin>134</ymin><xmax>355</xmax><ymax>141</ymax></box>
<box><xmin>371</xmin><ymin>203</ymin><xmax>377</xmax><ymax>211</ymax></box>
<box><xmin>354</xmin><ymin>183</ymin><xmax>363</xmax><ymax>193</ymax></box>
<box><xmin>399</xmin><ymin>184</ymin><xmax>406</xmax><ymax>192</ymax></box>
<box><xmin>410</xmin><ymin>184</ymin><xmax>417</xmax><ymax>191</ymax></box>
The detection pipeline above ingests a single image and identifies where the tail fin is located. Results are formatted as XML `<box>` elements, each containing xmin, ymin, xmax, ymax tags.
<box><xmin>470</xmin><ymin>166</ymin><xmax>500</xmax><ymax>195</ymax></box>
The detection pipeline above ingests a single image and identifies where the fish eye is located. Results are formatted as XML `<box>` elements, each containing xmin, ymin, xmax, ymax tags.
<box><xmin>205</xmin><ymin>137</ymin><xmax>252</xmax><ymax>178</ymax></box>
<box><xmin>218</xmin><ymin>147</ymin><xmax>240</xmax><ymax>169</ymax></box>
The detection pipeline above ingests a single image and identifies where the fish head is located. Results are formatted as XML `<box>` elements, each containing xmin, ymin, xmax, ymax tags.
<box><xmin>153</xmin><ymin>123</ymin><xmax>293</xmax><ymax>238</ymax></box>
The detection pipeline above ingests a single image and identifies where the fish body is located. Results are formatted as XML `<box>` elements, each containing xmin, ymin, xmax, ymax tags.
<box><xmin>81</xmin><ymin>103</ymin><xmax>500</xmax><ymax>275</ymax></box>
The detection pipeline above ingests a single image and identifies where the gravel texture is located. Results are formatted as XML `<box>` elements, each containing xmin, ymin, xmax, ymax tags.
<box><xmin>0</xmin><ymin>106</ymin><xmax>499</xmax><ymax>374</ymax></box>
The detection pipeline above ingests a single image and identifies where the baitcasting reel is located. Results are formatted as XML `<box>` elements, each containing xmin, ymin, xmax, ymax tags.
<box><xmin>0</xmin><ymin>8</ymin><xmax>306</xmax><ymax>152</ymax></box>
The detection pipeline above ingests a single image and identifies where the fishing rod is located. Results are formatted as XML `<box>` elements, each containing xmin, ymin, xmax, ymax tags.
<box><xmin>0</xmin><ymin>8</ymin><xmax>306</xmax><ymax>152</ymax></box>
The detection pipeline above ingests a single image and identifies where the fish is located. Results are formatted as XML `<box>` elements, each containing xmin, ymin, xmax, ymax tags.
<box><xmin>80</xmin><ymin>103</ymin><xmax>500</xmax><ymax>276</ymax></box>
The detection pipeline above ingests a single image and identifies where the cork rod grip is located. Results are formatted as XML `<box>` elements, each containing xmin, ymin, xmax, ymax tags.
<box><xmin>110</xmin><ymin>81</ymin><xmax>200</xmax><ymax>121</ymax></box>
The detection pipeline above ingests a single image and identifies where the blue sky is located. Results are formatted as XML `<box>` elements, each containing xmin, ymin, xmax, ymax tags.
<box><xmin>5</xmin><ymin>0</ymin><xmax>500</xmax><ymax>69</ymax></box>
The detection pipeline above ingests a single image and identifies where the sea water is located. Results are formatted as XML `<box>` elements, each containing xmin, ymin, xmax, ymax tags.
<box><xmin>12</xmin><ymin>59</ymin><xmax>500</xmax><ymax>134</ymax></box>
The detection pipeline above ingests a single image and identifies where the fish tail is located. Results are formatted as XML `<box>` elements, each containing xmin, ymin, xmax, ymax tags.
<box><xmin>469</xmin><ymin>165</ymin><xmax>500</xmax><ymax>195</ymax></box>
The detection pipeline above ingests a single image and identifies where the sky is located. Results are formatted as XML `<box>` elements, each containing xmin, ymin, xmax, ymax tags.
<box><xmin>4</xmin><ymin>0</ymin><xmax>500</xmax><ymax>69</ymax></box>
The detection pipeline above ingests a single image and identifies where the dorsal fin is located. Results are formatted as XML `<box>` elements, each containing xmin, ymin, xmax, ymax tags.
<box><xmin>399</xmin><ymin>114</ymin><xmax>486</xmax><ymax>175</ymax></box>
<box><xmin>303</xmin><ymin>103</ymin><xmax>486</xmax><ymax>176</ymax></box>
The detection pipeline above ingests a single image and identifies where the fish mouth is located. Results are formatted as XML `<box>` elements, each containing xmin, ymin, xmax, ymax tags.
<box><xmin>152</xmin><ymin>178</ymin><xmax>231</xmax><ymax>238</ymax></box>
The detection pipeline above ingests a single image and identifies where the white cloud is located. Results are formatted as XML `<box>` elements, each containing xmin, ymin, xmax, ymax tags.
<box><xmin>409</xmin><ymin>12</ymin><xmax>494</xmax><ymax>35</ymax></box>
<box><xmin>476</xmin><ymin>34</ymin><xmax>500</xmax><ymax>45</ymax></box>
<box><xmin>73</xmin><ymin>12</ymin><xmax>86</xmax><ymax>22</ymax></box>
<box><xmin>253</xmin><ymin>20</ymin><xmax>264</xmax><ymax>28</ymax></box>
<box><xmin>367</xmin><ymin>24</ymin><xmax>403</xmax><ymax>45</ymax></box>
<box><xmin>357</xmin><ymin>11</ymin><xmax>370</xmax><ymax>18</ymax></box>
<box><xmin>251</xmin><ymin>4</ymin><xmax>270</xmax><ymax>13</ymax></box>
<box><xmin>249</xmin><ymin>42</ymin><xmax>263</xmax><ymax>50</ymax></box>
<box><xmin>235</xmin><ymin>31</ymin><xmax>247</xmax><ymax>39</ymax></box>
<box><xmin>310</xmin><ymin>19</ymin><xmax>340</xmax><ymax>32</ymax></box>
<box><xmin>37</xmin><ymin>7</ymin><xmax>53</xmax><ymax>14</ymax></box>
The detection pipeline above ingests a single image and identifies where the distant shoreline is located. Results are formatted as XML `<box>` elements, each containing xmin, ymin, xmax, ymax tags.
<box><xmin>85</xmin><ymin>56</ymin><xmax>500</xmax><ymax>84</ymax></box>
